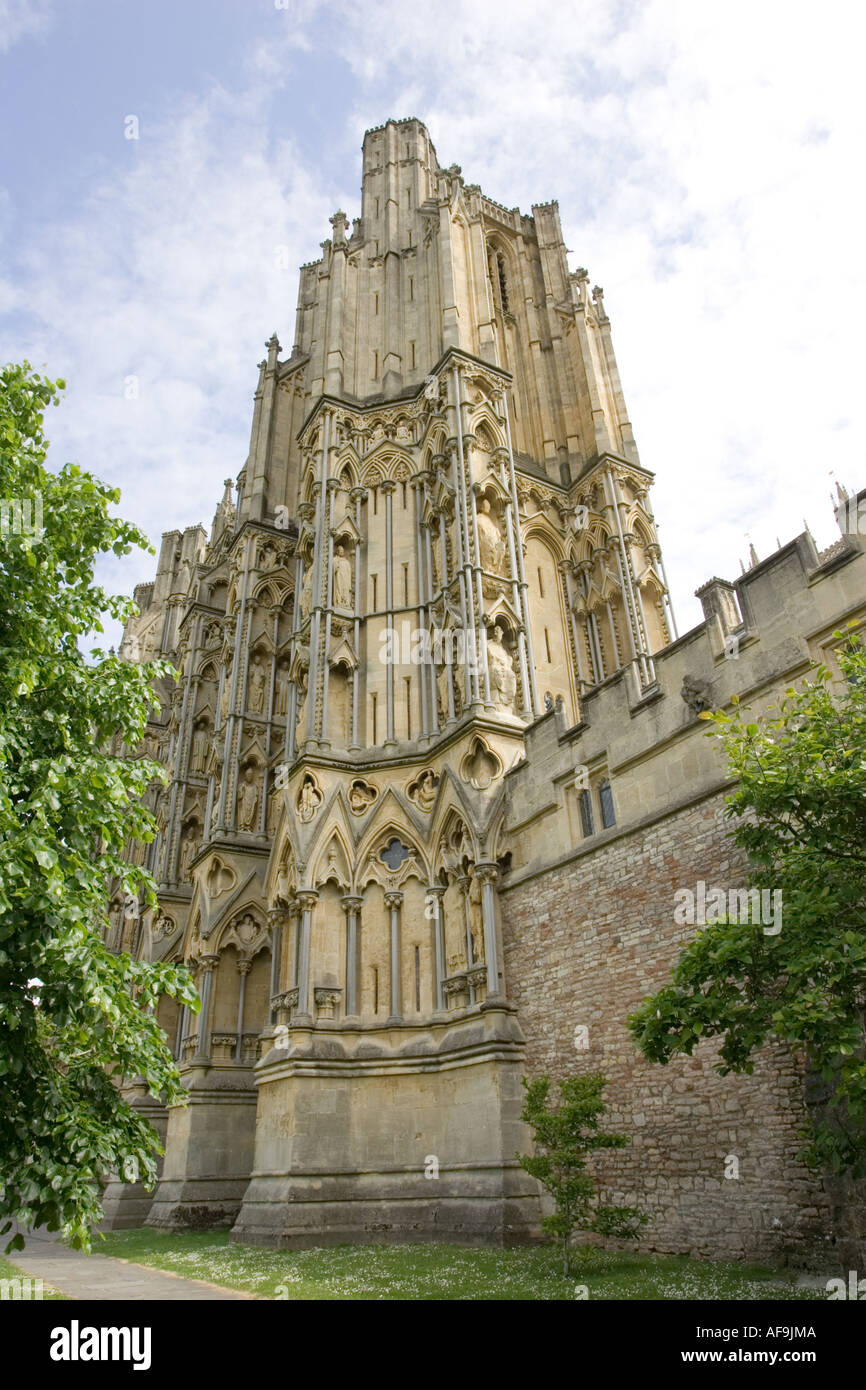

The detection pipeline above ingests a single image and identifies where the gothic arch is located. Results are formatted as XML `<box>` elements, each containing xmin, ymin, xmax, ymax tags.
<box><xmin>337</xmin><ymin>452</ymin><xmax>360</xmax><ymax>488</ymax></box>
<box><xmin>362</xmin><ymin>444</ymin><xmax>414</xmax><ymax>482</ymax></box>
<box><xmin>213</xmin><ymin>905</ymin><xmax>270</xmax><ymax>959</ymax></box>
<box><xmin>522</xmin><ymin>516</ymin><xmax>567</xmax><ymax>562</ymax></box>
<box><xmin>253</xmin><ymin>578</ymin><xmax>283</xmax><ymax>607</ymax></box>
<box><xmin>362</xmin><ymin>460</ymin><xmax>385</xmax><ymax>487</ymax></box>
<box><xmin>432</xmin><ymin>807</ymin><xmax>476</xmax><ymax>880</ymax></box>
<box><xmin>311</xmin><ymin>826</ymin><xmax>352</xmax><ymax>892</ymax></box>
<box><xmin>355</xmin><ymin>815</ymin><xmax>430</xmax><ymax>891</ymax></box>
<box><xmin>469</xmin><ymin>406</ymin><xmax>506</xmax><ymax>454</ymax></box>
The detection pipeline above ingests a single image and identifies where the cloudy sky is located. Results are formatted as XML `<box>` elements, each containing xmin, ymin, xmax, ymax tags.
<box><xmin>1</xmin><ymin>0</ymin><xmax>863</xmax><ymax>643</ymax></box>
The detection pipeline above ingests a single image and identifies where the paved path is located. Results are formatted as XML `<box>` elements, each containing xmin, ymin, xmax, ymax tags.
<box><xmin>7</xmin><ymin>1230</ymin><xmax>251</xmax><ymax>1300</ymax></box>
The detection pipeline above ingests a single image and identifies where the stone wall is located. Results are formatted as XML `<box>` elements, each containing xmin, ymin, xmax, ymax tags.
<box><xmin>501</xmin><ymin>790</ymin><xmax>841</xmax><ymax>1267</ymax></box>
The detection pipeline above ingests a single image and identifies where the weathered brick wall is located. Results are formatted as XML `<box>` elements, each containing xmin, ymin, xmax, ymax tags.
<box><xmin>501</xmin><ymin>792</ymin><xmax>843</xmax><ymax>1267</ymax></box>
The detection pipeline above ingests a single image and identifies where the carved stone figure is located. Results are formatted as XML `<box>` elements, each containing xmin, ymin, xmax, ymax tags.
<box><xmin>152</xmin><ymin>912</ymin><xmax>174</xmax><ymax>942</ymax></box>
<box><xmin>467</xmin><ymin>868</ymin><xmax>484</xmax><ymax>964</ymax></box>
<box><xmin>275</xmin><ymin>665</ymin><xmax>289</xmax><ymax>716</ymax></box>
<box><xmin>333</xmin><ymin>544</ymin><xmax>352</xmax><ymax>610</ymax></box>
<box><xmin>220</xmin><ymin>663</ymin><xmax>232</xmax><ymax>720</ymax></box>
<box><xmin>298</xmin><ymin>775</ymin><xmax>322</xmax><ymax>823</ymax></box>
<box><xmin>348</xmin><ymin>780</ymin><xmax>377</xmax><ymax>815</ymax></box>
<box><xmin>238</xmin><ymin>766</ymin><xmax>260</xmax><ymax>832</ymax></box>
<box><xmin>681</xmin><ymin>674</ymin><xmax>712</xmax><ymax>715</ymax></box>
<box><xmin>299</xmin><ymin>562</ymin><xmax>314</xmax><ymax>620</ymax></box>
<box><xmin>295</xmin><ymin>666</ymin><xmax>309</xmax><ymax>736</ymax></box>
<box><xmin>179</xmin><ymin>831</ymin><xmax>199</xmax><ymax>879</ymax></box>
<box><xmin>476</xmin><ymin>497</ymin><xmax>505</xmax><ymax>573</ymax></box>
<box><xmin>191</xmin><ymin>721</ymin><xmax>209</xmax><ymax>775</ymax></box>
<box><xmin>487</xmin><ymin>625</ymin><xmax>516</xmax><ymax>709</ymax></box>
<box><xmin>248</xmin><ymin>654</ymin><xmax>266</xmax><ymax>714</ymax></box>
<box><xmin>442</xmin><ymin>873</ymin><xmax>467</xmax><ymax>973</ymax></box>
<box><xmin>259</xmin><ymin>540</ymin><xmax>277</xmax><ymax>570</ymax></box>
<box><xmin>410</xmin><ymin>769</ymin><xmax>438</xmax><ymax>812</ymax></box>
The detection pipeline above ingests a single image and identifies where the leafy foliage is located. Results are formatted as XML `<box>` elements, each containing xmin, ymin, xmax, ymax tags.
<box><xmin>517</xmin><ymin>1072</ymin><xmax>646</xmax><ymax>1274</ymax></box>
<box><xmin>0</xmin><ymin>362</ymin><xmax>197</xmax><ymax>1253</ymax></box>
<box><xmin>629</xmin><ymin>634</ymin><xmax>866</xmax><ymax>1176</ymax></box>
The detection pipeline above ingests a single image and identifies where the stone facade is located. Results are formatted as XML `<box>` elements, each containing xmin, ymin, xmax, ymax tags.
<box><xmin>103</xmin><ymin>118</ymin><xmax>866</xmax><ymax>1263</ymax></box>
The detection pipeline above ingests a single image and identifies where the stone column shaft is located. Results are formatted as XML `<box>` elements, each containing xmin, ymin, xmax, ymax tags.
<box><xmin>342</xmin><ymin>895</ymin><xmax>362</xmax><ymax>1016</ymax></box>
<box><xmin>385</xmin><ymin>890</ymin><xmax>403</xmax><ymax>1021</ymax></box>
<box><xmin>235</xmin><ymin>958</ymin><xmax>252</xmax><ymax>1060</ymax></box>
<box><xmin>296</xmin><ymin>892</ymin><xmax>317</xmax><ymax>1019</ymax></box>
<box><xmin>476</xmin><ymin>864</ymin><xmax>501</xmax><ymax>998</ymax></box>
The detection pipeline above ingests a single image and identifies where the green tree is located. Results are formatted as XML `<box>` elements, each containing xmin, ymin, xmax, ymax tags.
<box><xmin>629</xmin><ymin>634</ymin><xmax>866</xmax><ymax>1177</ymax></box>
<box><xmin>0</xmin><ymin>361</ymin><xmax>197</xmax><ymax>1253</ymax></box>
<box><xmin>517</xmin><ymin>1072</ymin><xmax>646</xmax><ymax>1275</ymax></box>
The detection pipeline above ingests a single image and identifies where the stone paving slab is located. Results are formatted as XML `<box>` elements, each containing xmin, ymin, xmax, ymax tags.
<box><xmin>8</xmin><ymin>1232</ymin><xmax>252</xmax><ymax>1301</ymax></box>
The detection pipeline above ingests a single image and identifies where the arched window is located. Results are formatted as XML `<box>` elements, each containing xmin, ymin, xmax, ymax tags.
<box><xmin>598</xmin><ymin>778</ymin><xmax>616</xmax><ymax>829</ymax></box>
<box><xmin>497</xmin><ymin>254</ymin><xmax>509</xmax><ymax>312</ymax></box>
<box><xmin>579</xmin><ymin>789</ymin><xmax>594</xmax><ymax>838</ymax></box>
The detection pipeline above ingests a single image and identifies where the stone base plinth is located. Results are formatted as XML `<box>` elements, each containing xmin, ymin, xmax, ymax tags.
<box><xmin>230</xmin><ymin>1004</ymin><xmax>542</xmax><ymax>1248</ymax></box>
<box><xmin>146</xmin><ymin>1062</ymin><xmax>258</xmax><ymax>1231</ymax></box>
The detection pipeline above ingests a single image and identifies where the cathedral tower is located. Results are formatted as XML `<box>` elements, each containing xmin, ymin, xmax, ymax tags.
<box><xmin>111</xmin><ymin>118</ymin><xmax>674</xmax><ymax>1245</ymax></box>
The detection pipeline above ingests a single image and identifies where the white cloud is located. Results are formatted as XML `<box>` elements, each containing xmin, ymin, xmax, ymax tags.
<box><xmin>0</xmin><ymin>76</ymin><xmax>334</xmax><ymax>642</ymax></box>
<box><xmin>0</xmin><ymin>0</ymin><xmax>54</xmax><ymax>53</ymax></box>
<box><xmin>2</xmin><ymin>0</ymin><xmax>864</xmax><ymax>646</ymax></box>
<box><xmin>308</xmin><ymin>0</ymin><xmax>866</xmax><ymax>629</ymax></box>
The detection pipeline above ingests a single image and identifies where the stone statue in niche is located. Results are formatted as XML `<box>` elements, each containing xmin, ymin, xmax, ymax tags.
<box><xmin>486</xmin><ymin>625</ymin><xmax>516</xmax><ymax>709</ymax></box>
<box><xmin>237</xmin><ymin>913</ymin><xmax>257</xmax><ymax>946</ymax></box>
<box><xmin>476</xmin><ymin>497</ymin><xmax>506</xmax><ymax>574</ymax></box>
<box><xmin>298</xmin><ymin>775</ymin><xmax>322</xmax><ymax>823</ymax></box>
<box><xmin>237</xmin><ymin>766</ymin><xmax>260</xmax><ymax>832</ymax></box>
<box><xmin>220</xmin><ymin>662</ymin><xmax>232</xmax><ymax>720</ymax></box>
<box><xmin>409</xmin><ymin>769</ymin><xmax>439</xmax><ymax>812</ymax></box>
<box><xmin>258</xmin><ymin>540</ymin><xmax>277</xmax><ymax>571</ymax></box>
<box><xmin>436</xmin><ymin>658</ymin><xmax>452</xmax><ymax>722</ymax></box>
<box><xmin>333</xmin><ymin>545</ymin><xmax>353</xmax><ymax>610</ymax></box>
<box><xmin>152</xmin><ymin>912</ymin><xmax>174</xmax><ymax>943</ymax></box>
<box><xmin>442</xmin><ymin>873</ymin><xmax>467</xmax><ymax>974</ymax></box>
<box><xmin>275</xmin><ymin>664</ymin><xmax>289</xmax><ymax>716</ymax></box>
<box><xmin>437</xmin><ymin>629</ymin><xmax>464</xmax><ymax>719</ymax></box>
<box><xmin>191</xmin><ymin>720</ymin><xmax>209</xmax><ymax>774</ymax></box>
<box><xmin>467</xmin><ymin>868</ymin><xmax>485</xmax><ymax>964</ymax></box>
<box><xmin>179</xmin><ymin>830</ymin><xmax>199</xmax><ymax>880</ymax></box>
<box><xmin>299</xmin><ymin>562</ymin><xmax>314</xmax><ymax>620</ymax></box>
<box><xmin>248</xmin><ymin>654</ymin><xmax>266</xmax><ymax>714</ymax></box>
<box><xmin>295</xmin><ymin>665</ymin><xmax>309</xmax><ymax>736</ymax></box>
<box><xmin>348</xmin><ymin>779</ymin><xmax>377</xmax><ymax>815</ymax></box>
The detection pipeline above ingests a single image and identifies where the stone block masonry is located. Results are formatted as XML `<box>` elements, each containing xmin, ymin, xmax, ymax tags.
<box><xmin>501</xmin><ymin>792</ymin><xmax>839</xmax><ymax>1266</ymax></box>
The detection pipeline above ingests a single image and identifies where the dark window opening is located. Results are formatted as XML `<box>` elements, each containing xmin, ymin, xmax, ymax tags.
<box><xmin>497</xmin><ymin>254</ymin><xmax>509</xmax><ymax>312</ymax></box>
<box><xmin>599</xmin><ymin>779</ymin><xmax>616</xmax><ymax>829</ymax></box>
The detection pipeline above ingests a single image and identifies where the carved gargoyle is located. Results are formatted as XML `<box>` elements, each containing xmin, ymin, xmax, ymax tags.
<box><xmin>680</xmin><ymin>674</ymin><xmax>712</xmax><ymax>716</ymax></box>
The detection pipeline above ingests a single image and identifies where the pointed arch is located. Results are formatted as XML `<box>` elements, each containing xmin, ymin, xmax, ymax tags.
<box><xmin>354</xmin><ymin>811</ymin><xmax>431</xmax><ymax>891</ymax></box>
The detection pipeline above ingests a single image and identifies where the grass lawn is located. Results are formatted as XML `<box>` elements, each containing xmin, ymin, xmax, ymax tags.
<box><xmin>97</xmin><ymin>1230</ymin><xmax>822</xmax><ymax>1301</ymax></box>
<box><xmin>0</xmin><ymin>1253</ymin><xmax>67</xmax><ymax>1300</ymax></box>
